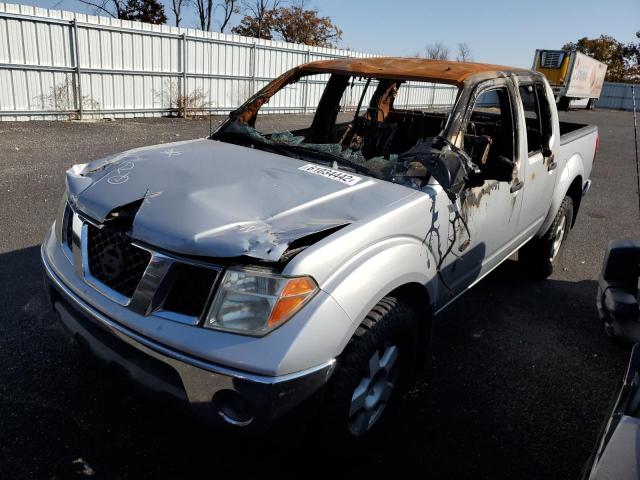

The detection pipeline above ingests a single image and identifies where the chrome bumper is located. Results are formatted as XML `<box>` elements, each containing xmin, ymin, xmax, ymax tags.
<box><xmin>42</xmin><ymin>245</ymin><xmax>335</xmax><ymax>430</ymax></box>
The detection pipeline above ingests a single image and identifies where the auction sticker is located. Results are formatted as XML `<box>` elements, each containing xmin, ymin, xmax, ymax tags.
<box><xmin>298</xmin><ymin>164</ymin><xmax>362</xmax><ymax>186</ymax></box>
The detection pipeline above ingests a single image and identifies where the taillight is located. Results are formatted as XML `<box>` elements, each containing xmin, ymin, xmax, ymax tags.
<box><xmin>594</xmin><ymin>132</ymin><xmax>600</xmax><ymax>163</ymax></box>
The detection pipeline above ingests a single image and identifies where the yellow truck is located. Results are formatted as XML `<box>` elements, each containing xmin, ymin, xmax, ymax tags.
<box><xmin>533</xmin><ymin>49</ymin><xmax>608</xmax><ymax>110</ymax></box>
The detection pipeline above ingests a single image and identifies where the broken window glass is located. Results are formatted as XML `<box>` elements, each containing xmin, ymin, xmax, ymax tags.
<box><xmin>214</xmin><ymin>72</ymin><xmax>461</xmax><ymax>188</ymax></box>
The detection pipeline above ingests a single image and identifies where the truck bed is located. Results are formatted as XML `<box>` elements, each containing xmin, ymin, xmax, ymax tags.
<box><xmin>559</xmin><ymin>121</ymin><xmax>598</xmax><ymax>146</ymax></box>
<box><xmin>557</xmin><ymin>120</ymin><xmax>598</xmax><ymax>191</ymax></box>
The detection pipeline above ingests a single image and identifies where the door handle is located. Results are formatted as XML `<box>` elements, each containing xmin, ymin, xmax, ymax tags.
<box><xmin>510</xmin><ymin>180</ymin><xmax>523</xmax><ymax>194</ymax></box>
<box><xmin>547</xmin><ymin>160</ymin><xmax>557</xmax><ymax>172</ymax></box>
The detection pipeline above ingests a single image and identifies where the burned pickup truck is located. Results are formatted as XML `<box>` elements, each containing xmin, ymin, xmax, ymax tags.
<box><xmin>42</xmin><ymin>57</ymin><xmax>598</xmax><ymax>439</ymax></box>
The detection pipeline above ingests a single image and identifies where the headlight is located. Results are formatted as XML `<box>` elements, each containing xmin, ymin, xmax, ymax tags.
<box><xmin>204</xmin><ymin>268</ymin><xmax>318</xmax><ymax>336</ymax></box>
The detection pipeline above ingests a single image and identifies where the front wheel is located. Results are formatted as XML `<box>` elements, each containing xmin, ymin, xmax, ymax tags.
<box><xmin>317</xmin><ymin>297</ymin><xmax>417</xmax><ymax>442</ymax></box>
<box><xmin>519</xmin><ymin>196</ymin><xmax>573</xmax><ymax>279</ymax></box>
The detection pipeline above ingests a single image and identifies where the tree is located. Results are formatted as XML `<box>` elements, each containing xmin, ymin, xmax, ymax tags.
<box><xmin>122</xmin><ymin>0</ymin><xmax>167</xmax><ymax>23</ymax></box>
<box><xmin>76</xmin><ymin>0</ymin><xmax>166</xmax><ymax>23</ymax></box>
<box><xmin>194</xmin><ymin>0</ymin><xmax>215</xmax><ymax>30</ymax></box>
<box><xmin>425</xmin><ymin>42</ymin><xmax>449</xmax><ymax>60</ymax></box>
<box><xmin>232</xmin><ymin>1</ymin><xmax>342</xmax><ymax>47</ymax></box>
<box><xmin>270</xmin><ymin>2</ymin><xmax>342</xmax><ymax>47</ymax></box>
<box><xmin>562</xmin><ymin>35</ymin><xmax>633</xmax><ymax>82</ymax></box>
<box><xmin>76</xmin><ymin>0</ymin><xmax>127</xmax><ymax>18</ymax></box>
<box><xmin>232</xmin><ymin>11</ymin><xmax>274</xmax><ymax>39</ymax></box>
<box><xmin>622</xmin><ymin>31</ymin><xmax>640</xmax><ymax>80</ymax></box>
<box><xmin>232</xmin><ymin>0</ymin><xmax>280</xmax><ymax>39</ymax></box>
<box><xmin>217</xmin><ymin>0</ymin><xmax>239</xmax><ymax>32</ymax></box>
<box><xmin>170</xmin><ymin>0</ymin><xmax>188</xmax><ymax>26</ymax></box>
<box><xmin>456</xmin><ymin>42</ymin><xmax>472</xmax><ymax>62</ymax></box>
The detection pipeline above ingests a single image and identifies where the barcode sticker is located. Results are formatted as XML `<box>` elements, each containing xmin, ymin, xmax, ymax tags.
<box><xmin>298</xmin><ymin>164</ymin><xmax>362</xmax><ymax>186</ymax></box>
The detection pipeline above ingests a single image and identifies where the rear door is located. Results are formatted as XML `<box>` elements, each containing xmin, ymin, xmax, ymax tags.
<box><xmin>515</xmin><ymin>80</ymin><xmax>557</xmax><ymax>239</ymax></box>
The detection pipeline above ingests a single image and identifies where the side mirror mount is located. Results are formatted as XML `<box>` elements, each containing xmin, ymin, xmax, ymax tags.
<box><xmin>484</xmin><ymin>156</ymin><xmax>515</xmax><ymax>183</ymax></box>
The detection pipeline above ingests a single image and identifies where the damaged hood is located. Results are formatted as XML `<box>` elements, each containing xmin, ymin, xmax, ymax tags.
<box><xmin>67</xmin><ymin>139</ymin><xmax>418</xmax><ymax>261</ymax></box>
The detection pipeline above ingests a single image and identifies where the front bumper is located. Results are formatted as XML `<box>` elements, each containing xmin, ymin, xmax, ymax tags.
<box><xmin>42</xmin><ymin>245</ymin><xmax>335</xmax><ymax>431</ymax></box>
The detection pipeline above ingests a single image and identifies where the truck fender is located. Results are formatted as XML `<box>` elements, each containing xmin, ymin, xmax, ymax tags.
<box><xmin>538</xmin><ymin>152</ymin><xmax>584</xmax><ymax>235</ymax></box>
<box><xmin>320</xmin><ymin>237</ymin><xmax>439</xmax><ymax>354</ymax></box>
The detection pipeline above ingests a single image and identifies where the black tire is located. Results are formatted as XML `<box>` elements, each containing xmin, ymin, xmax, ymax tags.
<box><xmin>558</xmin><ymin>96</ymin><xmax>570</xmax><ymax>111</ymax></box>
<box><xmin>316</xmin><ymin>297</ymin><xmax>417</xmax><ymax>443</ymax></box>
<box><xmin>519</xmin><ymin>196</ymin><xmax>573</xmax><ymax>279</ymax></box>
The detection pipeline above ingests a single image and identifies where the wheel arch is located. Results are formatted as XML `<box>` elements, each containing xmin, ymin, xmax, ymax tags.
<box><xmin>538</xmin><ymin>153</ymin><xmax>585</xmax><ymax>236</ymax></box>
<box><xmin>387</xmin><ymin>282</ymin><xmax>434</xmax><ymax>362</ymax></box>
<box><xmin>566</xmin><ymin>174</ymin><xmax>583</xmax><ymax>227</ymax></box>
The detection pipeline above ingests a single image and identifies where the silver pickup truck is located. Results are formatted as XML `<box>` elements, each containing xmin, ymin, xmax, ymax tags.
<box><xmin>42</xmin><ymin>57</ymin><xmax>599</xmax><ymax>440</ymax></box>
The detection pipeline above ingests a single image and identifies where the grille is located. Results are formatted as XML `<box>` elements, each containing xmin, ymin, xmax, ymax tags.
<box><xmin>87</xmin><ymin>224</ymin><xmax>151</xmax><ymax>298</ymax></box>
<box><xmin>541</xmin><ymin>51</ymin><xmax>564</xmax><ymax>69</ymax></box>
<box><xmin>63</xmin><ymin>205</ymin><xmax>73</xmax><ymax>250</ymax></box>
<box><xmin>162</xmin><ymin>263</ymin><xmax>218</xmax><ymax>317</ymax></box>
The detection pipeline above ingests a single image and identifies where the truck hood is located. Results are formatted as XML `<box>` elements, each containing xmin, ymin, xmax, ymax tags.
<box><xmin>67</xmin><ymin>139</ymin><xmax>418</xmax><ymax>261</ymax></box>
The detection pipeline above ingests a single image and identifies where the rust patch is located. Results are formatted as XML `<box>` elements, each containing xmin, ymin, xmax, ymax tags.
<box><xmin>462</xmin><ymin>181</ymin><xmax>500</xmax><ymax>210</ymax></box>
<box><xmin>301</xmin><ymin>57</ymin><xmax>527</xmax><ymax>87</ymax></box>
<box><xmin>530</xmin><ymin>171</ymin><xmax>536</xmax><ymax>182</ymax></box>
<box><xmin>227</xmin><ymin>57</ymin><xmax>529</xmax><ymax>125</ymax></box>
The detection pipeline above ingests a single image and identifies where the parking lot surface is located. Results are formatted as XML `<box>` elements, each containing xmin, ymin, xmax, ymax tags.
<box><xmin>0</xmin><ymin>109</ymin><xmax>638</xmax><ymax>479</ymax></box>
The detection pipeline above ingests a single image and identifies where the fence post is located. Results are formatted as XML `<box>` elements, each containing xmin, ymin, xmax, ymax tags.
<box><xmin>181</xmin><ymin>33</ymin><xmax>187</xmax><ymax>116</ymax></box>
<box><xmin>250</xmin><ymin>42</ymin><xmax>257</xmax><ymax>96</ymax></box>
<box><xmin>302</xmin><ymin>49</ymin><xmax>311</xmax><ymax>114</ymax></box>
<box><xmin>72</xmin><ymin>19</ymin><xmax>83</xmax><ymax>120</ymax></box>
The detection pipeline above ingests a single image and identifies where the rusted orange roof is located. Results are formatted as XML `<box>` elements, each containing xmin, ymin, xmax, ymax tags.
<box><xmin>300</xmin><ymin>57</ymin><xmax>527</xmax><ymax>86</ymax></box>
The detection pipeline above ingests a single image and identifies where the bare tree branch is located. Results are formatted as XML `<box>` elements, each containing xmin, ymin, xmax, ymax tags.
<box><xmin>456</xmin><ymin>42</ymin><xmax>473</xmax><ymax>62</ymax></box>
<box><xmin>171</xmin><ymin>0</ymin><xmax>189</xmax><ymax>26</ymax></box>
<box><xmin>194</xmin><ymin>0</ymin><xmax>215</xmax><ymax>30</ymax></box>
<box><xmin>216</xmin><ymin>0</ymin><xmax>238</xmax><ymax>32</ymax></box>
<box><xmin>240</xmin><ymin>0</ymin><xmax>280</xmax><ymax>38</ymax></box>
<box><xmin>76</xmin><ymin>0</ymin><xmax>125</xmax><ymax>18</ymax></box>
<box><xmin>425</xmin><ymin>42</ymin><xmax>449</xmax><ymax>60</ymax></box>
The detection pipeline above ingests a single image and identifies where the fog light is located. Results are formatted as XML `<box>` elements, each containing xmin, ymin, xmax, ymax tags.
<box><xmin>212</xmin><ymin>390</ymin><xmax>253</xmax><ymax>427</ymax></box>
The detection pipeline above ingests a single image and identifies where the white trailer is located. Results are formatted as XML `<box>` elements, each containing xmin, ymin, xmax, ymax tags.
<box><xmin>533</xmin><ymin>50</ymin><xmax>608</xmax><ymax>110</ymax></box>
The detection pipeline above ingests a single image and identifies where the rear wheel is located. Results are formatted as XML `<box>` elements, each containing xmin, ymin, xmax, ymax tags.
<box><xmin>558</xmin><ymin>96</ymin><xmax>571</xmax><ymax>111</ymax></box>
<box><xmin>519</xmin><ymin>196</ymin><xmax>573</xmax><ymax>279</ymax></box>
<box><xmin>317</xmin><ymin>297</ymin><xmax>417</xmax><ymax>442</ymax></box>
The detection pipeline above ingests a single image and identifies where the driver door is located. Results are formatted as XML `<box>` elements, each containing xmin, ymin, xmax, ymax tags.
<box><xmin>439</xmin><ymin>79</ymin><xmax>524</xmax><ymax>302</ymax></box>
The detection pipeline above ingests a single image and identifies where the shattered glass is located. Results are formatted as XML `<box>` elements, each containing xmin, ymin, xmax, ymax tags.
<box><xmin>219</xmin><ymin>120</ymin><xmax>399</xmax><ymax>180</ymax></box>
<box><xmin>213</xmin><ymin>70</ymin><xmax>470</xmax><ymax>196</ymax></box>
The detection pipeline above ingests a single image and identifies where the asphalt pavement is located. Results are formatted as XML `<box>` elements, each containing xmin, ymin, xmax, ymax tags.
<box><xmin>0</xmin><ymin>109</ymin><xmax>638</xmax><ymax>479</ymax></box>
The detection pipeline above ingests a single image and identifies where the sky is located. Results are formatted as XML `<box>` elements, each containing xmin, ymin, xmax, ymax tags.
<box><xmin>11</xmin><ymin>0</ymin><xmax>640</xmax><ymax>67</ymax></box>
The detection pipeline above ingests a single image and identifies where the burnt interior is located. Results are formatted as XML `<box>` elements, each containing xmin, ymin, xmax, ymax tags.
<box><xmin>270</xmin><ymin>75</ymin><xmax>452</xmax><ymax>159</ymax></box>
<box><xmin>215</xmin><ymin>70</ymin><xmax>525</xmax><ymax>190</ymax></box>
<box><xmin>214</xmin><ymin>73</ymin><xmax>458</xmax><ymax>184</ymax></box>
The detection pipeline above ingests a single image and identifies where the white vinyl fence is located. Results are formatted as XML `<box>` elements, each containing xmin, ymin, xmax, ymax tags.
<box><xmin>0</xmin><ymin>2</ymin><xmax>457</xmax><ymax>121</ymax></box>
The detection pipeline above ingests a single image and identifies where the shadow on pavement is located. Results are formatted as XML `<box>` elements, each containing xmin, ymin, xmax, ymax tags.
<box><xmin>0</xmin><ymin>247</ymin><xmax>630</xmax><ymax>479</ymax></box>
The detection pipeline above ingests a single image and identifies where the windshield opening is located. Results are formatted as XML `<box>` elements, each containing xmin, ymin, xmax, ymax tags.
<box><xmin>213</xmin><ymin>71</ymin><xmax>459</xmax><ymax>187</ymax></box>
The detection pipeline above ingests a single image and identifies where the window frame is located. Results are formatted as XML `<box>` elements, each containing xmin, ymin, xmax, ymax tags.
<box><xmin>461</xmin><ymin>81</ymin><xmax>517</xmax><ymax>169</ymax></box>
<box><xmin>518</xmin><ymin>81</ymin><xmax>553</xmax><ymax>156</ymax></box>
